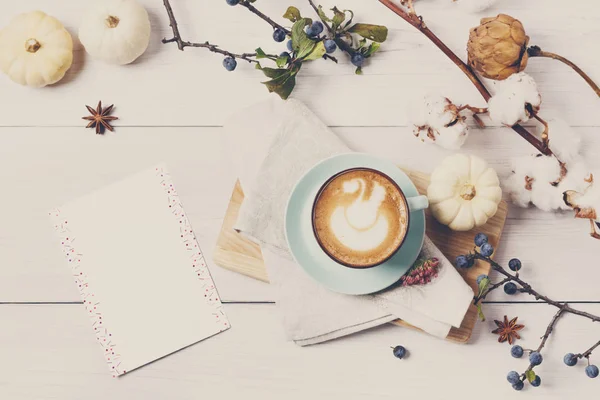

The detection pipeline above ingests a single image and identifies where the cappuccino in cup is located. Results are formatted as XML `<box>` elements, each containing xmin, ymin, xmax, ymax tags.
<box><xmin>312</xmin><ymin>168</ymin><xmax>410</xmax><ymax>268</ymax></box>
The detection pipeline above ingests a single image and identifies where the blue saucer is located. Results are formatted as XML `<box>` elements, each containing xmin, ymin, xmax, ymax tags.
<box><xmin>285</xmin><ymin>153</ymin><xmax>426</xmax><ymax>295</ymax></box>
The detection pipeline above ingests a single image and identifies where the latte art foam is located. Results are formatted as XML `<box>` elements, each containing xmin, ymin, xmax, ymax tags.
<box><xmin>313</xmin><ymin>169</ymin><xmax>409</xmax><ymax>268</ymax></box>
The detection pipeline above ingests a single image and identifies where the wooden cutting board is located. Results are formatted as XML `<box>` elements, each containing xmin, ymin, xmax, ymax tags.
<box><xmin>214</xmin><ymin>168</ymin><xmax>508</xmax><ymax>343</ymax></box>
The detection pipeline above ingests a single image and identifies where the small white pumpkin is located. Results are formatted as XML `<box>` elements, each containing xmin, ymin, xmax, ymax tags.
<box><xmin>428</xmin><ymin>153</ymin><xmax>502</xmax><ymax>231</ymax></box>
<box><xmin>79</xmin><ymin>0</ymin><xmax>151</xmax><ymax>65</ymax></box>
<box><xmin>0</xmin><ymin>11</ymin><xmax>73</xmax><ymax>87</ymax></box>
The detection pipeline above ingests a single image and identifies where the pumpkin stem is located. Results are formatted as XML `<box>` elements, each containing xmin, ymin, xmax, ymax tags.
<box><xmin>25</xmin><ymin>38</ymin><xmax>41</xmax><ymax>53</ymax></box>
<box><xmin>460</xmin><ymin>184</ymin><xmax>477</xmax><ymax>201</ymax></box>
<box><xmin>106</xmin><ymin>15</ymin><xmax>120</xmax><ymax>28</ymax></box>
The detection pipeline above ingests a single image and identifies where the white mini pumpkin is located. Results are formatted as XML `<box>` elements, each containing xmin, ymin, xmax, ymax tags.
<box><xmin>79</xmin><ymin>0</ymin><xmax>151</xmax><ymax>65</ymax></box>
<box><xmin>428</xmin><ymin>154</ymin><xmax>502</xmax><ymax>231</ymax></box>
<box><xmin>0</xmin><ymin>11</ymin><xmax>73</xmax><ymax>87</ymax></box>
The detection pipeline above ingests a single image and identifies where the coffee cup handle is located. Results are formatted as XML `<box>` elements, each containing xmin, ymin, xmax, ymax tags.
<box><xmin>406</xmin><ymin>195</ymin><xmax>429</xmax><ymax>212</ymax></box>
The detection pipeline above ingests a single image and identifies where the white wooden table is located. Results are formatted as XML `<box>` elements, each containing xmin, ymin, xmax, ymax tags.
<box><xmin>1</xmin><ymin>0</ymin><xmax>599</xmax><ymax>398</ymax></box>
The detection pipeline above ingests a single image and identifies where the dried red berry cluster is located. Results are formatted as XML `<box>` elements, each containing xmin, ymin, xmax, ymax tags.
<box><xmin>400</xmin><ymin>258</ymin><xmax>440</xmax><ymax>287</ymax></box>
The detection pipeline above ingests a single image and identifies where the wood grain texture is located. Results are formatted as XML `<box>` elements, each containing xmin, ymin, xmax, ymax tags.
<box><xmin>214</xmin><ymin>169</ymin><xmax>509</xmax><ymax>343</ymax></box>
<box><xmin>0</xmin><ymin>0</ymin><xmax>598</xmax><ymax>127</ymax></box>
<box><xmin>2</xmin><ymin>303</ymin><xmax>599</xmax><ymax>399</ymax></box>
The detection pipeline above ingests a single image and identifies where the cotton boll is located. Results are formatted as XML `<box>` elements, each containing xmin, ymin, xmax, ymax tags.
<box><xmin>454</xmin><ymin>0</ymin><xmax>500</xmax><ymax>13</ymax></box>
<box><xmin>504</xmin><ymin>156</ymin><xmax>535</xmax><ymax>207</ymax></box>
<box><xmin>488</xmin><ymin>73</ymin><xmax>541</xmax><ymax>126</ymax></box>
<box><xmin>408</xmin><ymin>94</ymin><xmax>469</xmax><ymax>149</ymax></box>
<box><xmin>557</xmin><ymin>161</ymin><xmax>590</xmax><ymax>210</ymax></box>
<box><xmin>547</xmin><ymin>118</ymin><xmax>582</xmax><ymax>163</ymax></box>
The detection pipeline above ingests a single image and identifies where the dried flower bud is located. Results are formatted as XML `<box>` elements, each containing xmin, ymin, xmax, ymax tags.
<box><xmin>467</xmin><ymin>14</ymin><xmax>529</xmax><ymax>80</ymax></box>
<box><xmin>408</xmin><ymin>94</ymin><xmax>468</xmax><ymax>149</ymax></box>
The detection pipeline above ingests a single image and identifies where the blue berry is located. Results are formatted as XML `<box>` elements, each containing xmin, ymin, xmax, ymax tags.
<box><xmin>225</xmin><ymin>0</ymin><xmax>239</xmax><ymax>5</ymax></box>
<box><xmin>351</xmin><ymin>53</ymin><xmax>365</xmax><ymax>67</ymax></box>
<box><xmin>324</xmin><ymin>39</ymin><xmax>337</xmax><ymax>54</ymax></box>
<box><xmin>476</xmin><ymin>274</ymin><xmax>488</xmax><ymax>285</ymax></box>
<box><xmin>474</xmin><ymin>233</ymin><xmax>488</xmax><ymax>247</ymax></box>
<box><xmin>563</xmin><ymin>353</ymin><xmax>578</xmax><ymax>367</ymax></box>
<box><xmin>529</xmin><ymin>351</ymin><xmax>543</xmax><ymax>366</ymax></box>
<box><xmin>480</xmin><ymin>242</ymin><xmax>494</xmax><ymax>257</ymax></box>
<box><xmin>455</xmin><ymin>255</ymin><xmax>474</xmax><ymax>269</ymax></box>
<box><xmin>531</xmin><ymin>375</ymin><xmax>541</xmax><ymax>387</ymax></box>
<box><xmin>306</xmin><ymin>22</ymin><xmax>323</xmax><ymax>37</ymax></box>
<box><xmin>504</xmin><ymin>282</ymin><xmax>518</xmax><ymax>295</ymax></box>
<box><xmin>392</xmin><ymin>345</ymin><xmax>406</xmax><ymax>359</ymax></box>
<box><xmin>512</xmin><ymin>381</ymin><xmax>524</xmax><ymax>391</ymax></box>
<box><xmin>280</xmin><ymin>51</ymin><xmax>290</xmax><ymax>59</ymax></box>
<box><xmin>287</xmin><ymin>40</ymin><xmax>294</xmax><ymax>52</ymax></box>
<box><xmin>511</xmin><ymin>345</ymin><xmax>524</xmax><ymax>358</ymax></box>
<box><xmin>509</xmin><ymin>258</ymin><xmax>522</xmax><ymax>271</ymax></box>
<box><xmin>273</xmin><ymin>28</ymin><xmax>286</xmax><ymax>42</ymax></box>
<box><xmin>222</xmin><ymin>57</ymin><xmax>237</xmax><ymax>71</ymax></box>
<box><xmin>586</xmin><ymin>365</ymin><xmax>599</xmax><ymax>378</ymax></box>
<box><xmin>507</xmin><ymin>371</ymin><xmax>520</xmax><ymax>385</ymax></box>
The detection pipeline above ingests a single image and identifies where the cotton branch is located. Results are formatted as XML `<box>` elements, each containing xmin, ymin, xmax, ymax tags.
<box><xmin>378</xmin><ymin>0</ymin><xmax>553</xmax><ymax>156</ymax></box>
<box><xmin>161</xmin><ymin>0</ymin><xmax>277</xmax><ymax>63</ymax></box>
<box><xmin>528</xmin><ymin>46</ymin><xmax>600</xmax><ymax>98</ymax></box>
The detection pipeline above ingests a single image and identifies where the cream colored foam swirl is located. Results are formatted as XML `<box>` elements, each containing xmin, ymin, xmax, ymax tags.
<box><xmin>329</xmin><ymin>178</ymin><xmax>390</xmax><ymax>251</ymax></box>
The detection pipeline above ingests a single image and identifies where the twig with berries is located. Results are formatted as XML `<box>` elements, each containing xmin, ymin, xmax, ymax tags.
<box><xmin>162</xmin><ymin>0</ymin><xmax>388</xmax><ymax>99</ymax></box>
<box><xmin>456</xmin><ymin>233</ymin><xmax>600</xmax><ymax>390</ymax></box>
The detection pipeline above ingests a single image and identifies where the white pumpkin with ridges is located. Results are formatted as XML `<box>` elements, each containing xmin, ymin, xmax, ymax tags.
<box><xmin>427</xmin><ymin>154</ymin><xmax>502</xmax><ymax>231</ymax></box>
<box><xmin>79</xmin><ymin>0</ymin><xmax>151</xmax><ymax>65</ymax></box>
<box><xmin>0</xmin><ymin>11</ymin><xmax>73</xmax><ymax>87</ymax></box>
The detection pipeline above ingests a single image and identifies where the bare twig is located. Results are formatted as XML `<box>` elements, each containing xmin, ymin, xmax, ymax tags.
<box><xmin>378</xmin><ymin>0</ymin><xmax>553</xmax><ymax>156</ymax></box>
<box><xmin>161</xmin><ymin>0</ymin><xmax>276</xmax><ymax>63</ymax></box>
<box><xmin>577</xmin><ymin>339</ymin><xmax>600</xmax><ymax>361</ymax></box>
<box><xmin>521</xmin><ymin>306</ymin><xmax>567</xmax><ymax>379</ymax></box>
<box><xmin>240</xmin><ymin>0</ymin><xmax>290</xmax><ymax>34</ymax></box>
<box><xmin>457</xmin><ymin>104</ymin><xmax>488</xmax><ymax>114</ymax></box>
<box><xmin>528</xmin><ymin>46</ymin><xmax>600</xmax><ymax>98</ymax></box>
<box><xmin>473</xmin><ymin>252</ymin><xmax>600</xmax><ymax>323</ymax></box>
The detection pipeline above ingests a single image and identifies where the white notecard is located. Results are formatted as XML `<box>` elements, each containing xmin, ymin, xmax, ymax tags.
<box><xmin>50</xmin><ymin>164</ymin><xmax>229</xmax><ymax>377</ymax></box>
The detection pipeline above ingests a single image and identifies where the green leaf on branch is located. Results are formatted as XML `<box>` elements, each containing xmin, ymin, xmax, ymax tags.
<box><xmin>477</xmin><ymin>304</ymin><xmax>486</xmax><ymax>321</ymax></box>
<box><xmin>348</xmin><ymin>24</ymin><xmax>388</xmax><ymax>43</ymax></box>
<box><xmin>364</xmin><ymin>42</ymin><xmax>381</xmax><ymax>57</ymax></box>
<box><xmin>291</xmin><ymin>19</ymin><xmax>316</xmax><ymax>59</ymax></box>
<box><xmin>304</xmin><ymin>41</ymin><xmax>326</xmax><ymax>61</ymax></box>
<box><xmin>262</xmin><ymin>64</ymin><xmax>301</xmax><ymax>100</ymax></box>
<box><xmin>355</xmin><ymin>67</ymin><xmax>363</xmax><ymax>75</ymax></box>
<box><xmin>525</xmin><ymin>370</ymin><xmax>536</xmax><ymax>383</ymax></box>
<box><xmin>283</xmin><ymin>6</ymin><xmax>301</xmax><ymax>22</ymax></box>
<box><xmin>477</xmin><ymin>277</ymin><xmax>490</xmax><ymax>298</ymax></box>
<box><xmin>331</xmin><ymin>7</ymin><xmax>346</xmax><ymax>31</ymax></box>
<box><xmin>317</xmin><ymin>6</ymin><xmax>331</xmax><ymax>23</ymax></box>
<box><xmin>276</xmin><ymin>56</ymin><xmax>289</xmax><ymax>68</ymax></box>
<box><xmin>255</xmin><ymin>47</ymin><xmax>268</xmax><ymax>59</ymax></box>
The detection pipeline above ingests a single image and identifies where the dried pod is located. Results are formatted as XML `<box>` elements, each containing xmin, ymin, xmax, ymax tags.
<box><xmin>467</xmin><ymin>14</ymin><xmax>529</xmax><ymax>80</ymax></box>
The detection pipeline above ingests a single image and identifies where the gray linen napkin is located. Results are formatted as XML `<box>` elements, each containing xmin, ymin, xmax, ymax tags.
<box><xmin>224</xmin><ymin>98</ymin><xmax>474</xmax><ymax>345</ymax></box>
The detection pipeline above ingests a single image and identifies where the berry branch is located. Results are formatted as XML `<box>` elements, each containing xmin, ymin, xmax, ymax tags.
<box><xmin>239</xmin><ymin>0</ymin><xmax>290</xmax><ymax>34</ymax></box>
<box><xmin>457</xmin><ymin>233</ymin><xmax>600</xmax><ymax>389</ymax></box>
<box><xmin>528</xmin><ymin>45</ymin><xmax>600</xmax><ymax>98</ymax></box>
<box><xmin>378</xmin><ymin>0</ymin><xmax>553</xmax><ymax>156</ymax></box>
<box><xmin>161</xmin><ymin>0</ymin><xmax>276</xmax><ymax>63</ymax></box>
<box><xmin>162</xmin><ymin>0</ymin><xmax>387</xmax><ymax>98</ymax></box>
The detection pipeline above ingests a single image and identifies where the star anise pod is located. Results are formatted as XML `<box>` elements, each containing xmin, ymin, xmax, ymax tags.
<box><xmin>82</xmin><ymin>101</ymin><xmax>118</xmax><ymax>135</ymax></box>
<box><xmin>492</xmin><ymin>315</ymin><xmax>525</xmax><ymax>344</ymax></box>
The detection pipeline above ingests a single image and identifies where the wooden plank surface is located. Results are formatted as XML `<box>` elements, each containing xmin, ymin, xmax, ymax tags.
<box><xmin>0</xmin><ymin>0</ymin><xmax>598</xmax><ymax>127</ymax></box>
<box><xmin>2</xmin><ymin>303</ymin><xmax>599</xmax><ymax>399</ymax></box>
<box><xmin>0</xmin><ymin>0</ymin><xmax>598</xmax><ymax>398</ymax></box>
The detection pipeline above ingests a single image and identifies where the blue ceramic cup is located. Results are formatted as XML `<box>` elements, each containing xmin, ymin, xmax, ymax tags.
<box><xmin>285</xmin><ymin>153</ymin><xmax>429</xmax><ymax>294</ymax></box>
